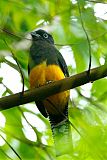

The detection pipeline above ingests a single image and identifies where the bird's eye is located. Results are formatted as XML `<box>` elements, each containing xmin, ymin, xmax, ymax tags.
<box><xmin>43</xmin><ymin>33</ymin><xmax>48</xmax><ymax>38</ymax></box>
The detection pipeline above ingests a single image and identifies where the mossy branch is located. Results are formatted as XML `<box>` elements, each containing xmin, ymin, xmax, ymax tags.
<box><xmin>0</xmin><ymin>65</ymin><xmax>107</xmax><ymax>110</ymax></box>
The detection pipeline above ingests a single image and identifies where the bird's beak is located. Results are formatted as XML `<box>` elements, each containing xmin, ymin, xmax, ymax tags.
<box><xmin>31</xmin><ymin>32</ymin><xmax>40</xmax><ymax>38</ymax></box>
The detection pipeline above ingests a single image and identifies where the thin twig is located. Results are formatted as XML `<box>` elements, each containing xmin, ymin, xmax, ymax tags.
<box><xmin>0</xmin><ymin>148</ymin><xmax>13</xmax><ymax>160</ymax></box>
<box><xmin>0</xmin><ymin>134</ymin><xmax>22</xmax><ymax>160</ymax></box>
<box><xmin>18</xmin><ymin>107</ymin><xmax>41</xmax><ymax>142</ymax></box>
<box><xmin>0</xmin><ymin>128</ymin><xmax>39</xmax><ymax>147</ymax></box>
<box><xmin>0</xmin><ymin>28</ymin><xmax>22</xmax><ymax>40</ymax></box>
<box><xmin>77</xmin><ymin>0</ymin><xmax>92</xmax><ymax>74</ymax></box>
<box><xmin>2</xmin><ymin>82</ymin><xmax>13</xmax><ymax>95</ymax></box>
<box><xmin>3</xmin><ymin>39</ymin><xmax>25</xmax><ymax>94</ymax></box>
<box><xmin>0</xmin><ymin>27</ymin><xmax>31</xmax><ymax>41</ymax></box>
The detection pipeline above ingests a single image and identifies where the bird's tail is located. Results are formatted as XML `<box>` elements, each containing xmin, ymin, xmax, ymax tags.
<box><xmin>49</xmin><ymin>108</ymin><xmax>73</xmax><ymax>157</ymax></box>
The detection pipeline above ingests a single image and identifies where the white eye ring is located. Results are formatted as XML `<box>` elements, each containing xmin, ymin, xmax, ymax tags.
<box><xmin>43</xmin><ymin>33</ymin><xmax>48</xmax><ymax>38</ymax></box>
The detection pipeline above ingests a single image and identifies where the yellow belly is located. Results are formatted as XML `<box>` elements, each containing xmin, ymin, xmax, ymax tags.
<box><xmin>29</xmin><ymin>62</ymin><xmax>69</xmax><ymax>115</ymax></box>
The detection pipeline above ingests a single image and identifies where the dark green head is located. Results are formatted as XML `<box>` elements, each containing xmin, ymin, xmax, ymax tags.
<box><xmin>31</xmin><ymin>29</ymin><xmax>54</xmax><ymax>44</ymax></box>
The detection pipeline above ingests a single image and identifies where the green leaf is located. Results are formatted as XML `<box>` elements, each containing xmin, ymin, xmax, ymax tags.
<box><xmin>0</xmin><ymin>77</ymin><xmax>3</xmax><ymax>83</ymax></box>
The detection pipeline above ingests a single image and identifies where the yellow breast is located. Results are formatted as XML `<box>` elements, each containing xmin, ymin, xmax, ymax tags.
<box><xmin>29</xmin><ymin>61</ymin><xmax>69</xmax><ymax>115</ymax></box>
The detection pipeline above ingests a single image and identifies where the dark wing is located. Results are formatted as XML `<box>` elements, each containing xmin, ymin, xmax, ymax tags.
<box><xmin>57</xmin><ymin>50</ymin><xmax>69</xmax><ymax>77</ymax></box>
<box><xmin>28</xmin><ymin>64</ymin><xmax>30</xmax><ymax>75</ymax></box>
<box><xmin>36</xmin><ymin>101</ymin><xmax>48</xmax><ymax>118</ymax></box>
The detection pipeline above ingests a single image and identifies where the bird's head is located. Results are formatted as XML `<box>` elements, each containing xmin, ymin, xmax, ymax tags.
<box><xmin>31</xmin><ymin>29</ymin><xmax>54</xmax><ymax>44</ymax></box>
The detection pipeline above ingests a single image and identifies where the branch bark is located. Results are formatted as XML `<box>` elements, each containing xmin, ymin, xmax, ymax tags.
<box><xmin>0</xmin><ymin>65</ymin><xmax>107</xmax><ymax>111</ymax></box>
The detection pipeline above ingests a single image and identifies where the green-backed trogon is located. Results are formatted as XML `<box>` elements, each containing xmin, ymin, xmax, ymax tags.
<box><xmin>28</xmin><ymin>29</ymin><xmax>71</xmax><ymax>156</ymax></box>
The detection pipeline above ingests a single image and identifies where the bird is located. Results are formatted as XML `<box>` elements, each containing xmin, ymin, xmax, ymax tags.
<box><xmin>28</xmin><ymin>29</ymin><xmax>72</xmax><ymax>156</ymax></box>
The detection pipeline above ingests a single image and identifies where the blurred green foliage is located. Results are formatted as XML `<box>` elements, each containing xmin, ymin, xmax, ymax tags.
<box><xmin>0</xmin><ymin>0</ymin><xmax>107</xmax><ymax>159</ymax></box>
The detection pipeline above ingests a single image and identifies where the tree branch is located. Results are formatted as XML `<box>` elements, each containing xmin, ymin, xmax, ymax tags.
<box><xmin>0</xmin><ymin>65</ymin><xmax>107</xmax><ymax>110</ymax></box>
